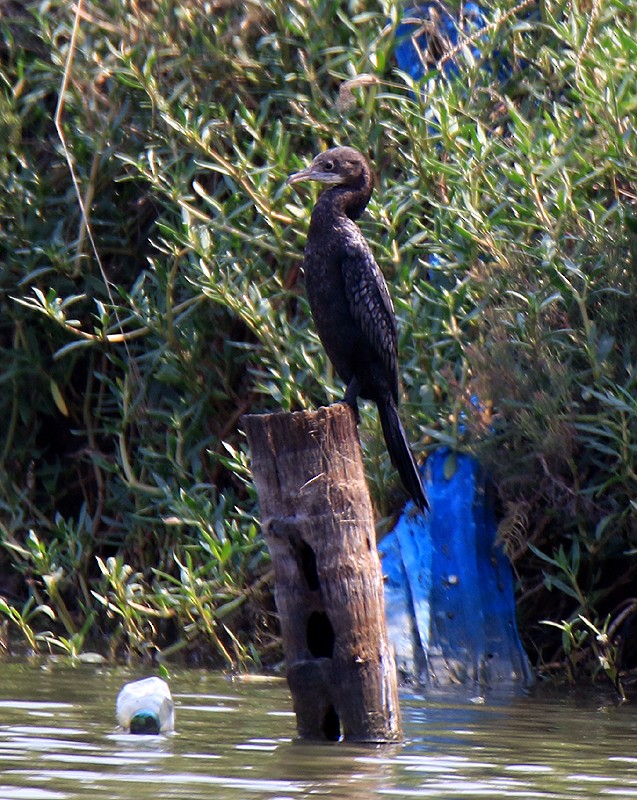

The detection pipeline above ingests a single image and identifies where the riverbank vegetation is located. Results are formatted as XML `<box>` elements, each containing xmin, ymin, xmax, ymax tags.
<box><xmin>1</xmin><ymin>0</ymin><xmax>637</xmax><ymax>688</ymax></box>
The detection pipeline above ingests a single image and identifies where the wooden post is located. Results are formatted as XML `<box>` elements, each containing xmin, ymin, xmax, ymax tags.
<box><xmin>243</xmin><ymin>404</ymin><xmax>401</xmax><ymax>743</ymax></box>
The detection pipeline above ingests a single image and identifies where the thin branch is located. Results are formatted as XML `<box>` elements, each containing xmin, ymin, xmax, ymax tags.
<box><xmin>53</xmin><ymin>0</ymin><xmax>129</xmax><ymax>356</ymax></box>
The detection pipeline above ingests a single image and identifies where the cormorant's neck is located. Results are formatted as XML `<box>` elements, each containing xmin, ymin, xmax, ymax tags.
<box><xmin>316</xmin><ymin>180</ymin><xmax>373</xmax><ymax>222</ymax></box>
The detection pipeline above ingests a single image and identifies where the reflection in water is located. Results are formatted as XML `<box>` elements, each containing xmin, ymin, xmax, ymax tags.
<box><xmin>0</xmin><ymin>663</ymin><xmax>636</xmax><ymax>799</ymax></box>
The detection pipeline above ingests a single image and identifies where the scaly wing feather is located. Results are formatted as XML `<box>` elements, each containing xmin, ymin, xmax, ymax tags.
<box><xmin>341</xmin><ymin>234</ymin><xmax>398</xmax><ymax>399</ymax></box>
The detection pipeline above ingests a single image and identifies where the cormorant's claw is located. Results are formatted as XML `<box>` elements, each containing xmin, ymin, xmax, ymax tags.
<box><xmin>338</xmin><ymin>397</ymin><xmax>360</xmax><ymax>424</ymax></box>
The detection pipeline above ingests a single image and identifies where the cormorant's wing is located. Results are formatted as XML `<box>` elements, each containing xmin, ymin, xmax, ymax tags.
<box><xmin>341</xmin><ymin>236</ymin><xmax>398</xmax><ymax>396</ymax></box>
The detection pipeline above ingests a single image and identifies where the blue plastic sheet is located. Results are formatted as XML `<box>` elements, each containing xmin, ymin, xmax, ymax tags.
<box><xmin>379</xmin><ymin>449</ymin><xmax>533</xmax><ymax>686</ymax></box>
<box><xmin>393</xmin><ymin>3</ymin><xmax>515</xmax><ymax>83</ymax></box>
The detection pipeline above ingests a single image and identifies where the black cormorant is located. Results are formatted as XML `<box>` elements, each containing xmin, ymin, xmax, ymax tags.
<box><xmin>287</xmin><ymin>146</ymin><xmax>428</xmax><ymax>511</ymax></box>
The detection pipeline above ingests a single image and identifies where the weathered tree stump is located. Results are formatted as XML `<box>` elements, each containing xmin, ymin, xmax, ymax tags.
<box><xmin>243</xmin><ymin>404</ymin><xmax>401</xmax><ymax>742</ymax></box>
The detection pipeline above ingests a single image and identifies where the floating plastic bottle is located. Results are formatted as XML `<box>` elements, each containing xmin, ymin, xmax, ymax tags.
<box><xmin>116</xmin><ymin>676</ymin><xmax>174</xmax><ymax>734</ymax></box>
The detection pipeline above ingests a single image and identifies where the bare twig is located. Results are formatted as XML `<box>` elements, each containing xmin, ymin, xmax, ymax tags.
<box><xmin>54</xmin><ymin>0</ymin><xmax>129</xmax><ymax>355</ymax></box>
<box><xmin>575</xmin><ymin>0</ymin><xmax>602</xmax><ymax>81</ymax></box>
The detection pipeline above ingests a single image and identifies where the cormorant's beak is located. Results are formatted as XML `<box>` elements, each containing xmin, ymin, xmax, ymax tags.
<box><xmin>286</xmin><ymin>166</ymin><xmax>344</xmax><ymax>186</ymax></box>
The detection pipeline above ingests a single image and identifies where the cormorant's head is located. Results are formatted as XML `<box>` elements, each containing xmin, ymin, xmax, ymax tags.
<box><xmin>287</xmin><ymin>146</ymin><xmax>372</xmax><ymax>190</ymax></box>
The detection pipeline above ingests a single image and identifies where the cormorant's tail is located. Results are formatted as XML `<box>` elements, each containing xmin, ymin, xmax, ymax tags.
<box><xmin>377</xmin><ymin>397</ymin><xmax>428</xmax><ymax>511</ymax></box>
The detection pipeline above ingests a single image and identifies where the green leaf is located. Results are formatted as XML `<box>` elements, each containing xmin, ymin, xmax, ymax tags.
<box><xmin>50</xmin><ymin>379</ymin><xmax>69</xmax><ymax>417</ymax></box>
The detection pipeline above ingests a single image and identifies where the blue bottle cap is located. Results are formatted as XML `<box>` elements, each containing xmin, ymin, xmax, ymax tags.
<box><xmin>129</xmin><ymin>710</ymin><xmax>161</xmax><ymax>735</ymax></box>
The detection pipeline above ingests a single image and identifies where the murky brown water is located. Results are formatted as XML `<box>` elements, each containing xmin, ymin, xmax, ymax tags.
<box><xmin>0</xmin><ymin>661</ymin><xmax>635</xmax><ymax>799</ymax></box>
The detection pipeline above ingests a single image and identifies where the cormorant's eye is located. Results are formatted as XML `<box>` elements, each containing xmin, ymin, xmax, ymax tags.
<box><xmin>324</xmin><ymin>161</ymin><xmax>334</xmax><ymax>171</ymax></box>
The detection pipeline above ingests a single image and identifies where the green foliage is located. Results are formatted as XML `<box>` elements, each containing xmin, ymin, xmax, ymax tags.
<box><xmin>1</xmin><ymin>0</ymin><xmax>637</xmax><ymax>680</ymax></box>
<box><xmin>541</xmin><ymin>614</ymin><xmax>626</xmax><ymax>701</ymax></box>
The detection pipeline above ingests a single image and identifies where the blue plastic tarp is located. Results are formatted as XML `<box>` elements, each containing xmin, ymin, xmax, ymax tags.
<box><xmin>379</xmin><ymin>449</ymin><xmax>533</xmax><ymax>687</ymax></box>
<box><xmin>393</xmin><ymin>3</ymin><xmax>514</xmax><ymax>82</ymax></box>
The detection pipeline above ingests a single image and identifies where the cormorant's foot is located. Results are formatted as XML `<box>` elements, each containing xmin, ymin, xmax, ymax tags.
<box><xmin>337</xmin><ymin>397</ymin><xmax>360</xmax><ymax>423</ymax></box>
<box><xmin>343</xmin><ymin>376</ymin><xmax>361</xmax><ymax>409</ymax></box>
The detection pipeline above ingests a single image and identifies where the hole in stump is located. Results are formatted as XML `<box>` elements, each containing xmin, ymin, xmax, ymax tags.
<box><xmin>298</xmin><ymin>539</ymin><xmax>320</xmax><ymax>591</ymax></box>
<box><xmin>322</xmin><ymin>704</ymin><xmax>341</xmax><ymax>741</ymax></box>
<box><xmin>307</xmin><ymin>610</ymin><xmax>335</xmax><ymax>658</ymax></box>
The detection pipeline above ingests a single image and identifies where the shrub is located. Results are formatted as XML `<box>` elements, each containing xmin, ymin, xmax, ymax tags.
<box><xmin>1</xmin><ymin>0</ymin><xmax>637</xmax><ymax>682</ymax></box>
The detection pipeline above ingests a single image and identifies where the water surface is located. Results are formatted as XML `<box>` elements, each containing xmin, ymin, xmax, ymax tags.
<box><xmin>0</xmin><ymin>662</ymin><xmax>635</xmax><ymax>799</ymax></box>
